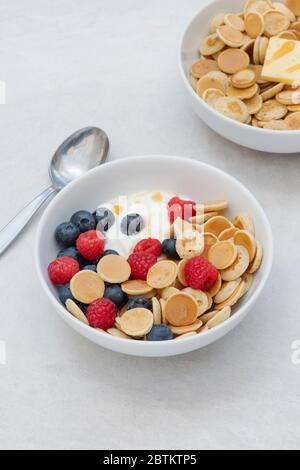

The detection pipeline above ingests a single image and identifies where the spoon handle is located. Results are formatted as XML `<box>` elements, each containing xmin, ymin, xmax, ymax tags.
<box><xmin>0</xmin><ymin>186</ymin><xmax>56</xmax><ymax>256</ymax></box>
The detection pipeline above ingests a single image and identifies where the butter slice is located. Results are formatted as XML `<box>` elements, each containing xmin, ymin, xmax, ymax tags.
<box><xmin>261</xmin><ymin>37</ymin><xmax>300</xmax><ymax>85</ymax></box>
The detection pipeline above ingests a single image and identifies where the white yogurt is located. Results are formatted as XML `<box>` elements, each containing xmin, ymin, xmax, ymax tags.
<box><xmin>97</xmin><ymin>191</ymin><xmax>180</xmax><ymax>258</ymax></box>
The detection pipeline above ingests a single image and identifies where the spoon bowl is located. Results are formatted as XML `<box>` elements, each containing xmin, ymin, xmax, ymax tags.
<box><xmin>50</xmin><ymin>127</ymin><xmax>109</xmax><ymax>189</ymax></box>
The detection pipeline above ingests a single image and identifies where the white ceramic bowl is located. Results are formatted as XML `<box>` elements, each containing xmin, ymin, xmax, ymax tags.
<box><xmin>179</xmin><ymin>0</ymin><xmax>300</xmax><ymax>153</ymax></box>
<box><xmin>36</xmin><ymin>155</ymin><xmax>273</xmax><ymax>357</ymax></box>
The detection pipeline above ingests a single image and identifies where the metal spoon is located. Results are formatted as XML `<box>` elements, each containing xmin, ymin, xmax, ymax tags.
<box><xmin>0</xmin><ymin>126</ymin><xmax>109</xmax><ymax>255</ymax></box>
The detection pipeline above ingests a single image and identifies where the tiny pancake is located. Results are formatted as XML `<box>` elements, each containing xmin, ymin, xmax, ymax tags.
<box><xmin>147</xmin><ymin>260</ymin><xmax>178</xmax><ymax>289</ymax></box>
<box><xmin>231</xmin><ymin>69</ymin><xmax>256</xmax><ymax>89</ymax></box>
<box><xmin>215</xmin><ymin>282</ymin><xmax>246</xmax><ymax>310</ymax></box>
<box><xmin>206</xmin><ymin>306</ymin><xmax>231</xmax><ymax>329</ymax></box>
<box><xmin>191</xmin><ymin>58</ymin><xmax>219</xmax><ymax>79</ymax></box>
<box><xmin>177</xmin><ymin>259</ymin><xmax>188</xmax><ymax>286</ymax></box>
<box><xmin>119</xmin><ymin>308</ymin><xmax>153</xmax><ymax>337</ymax></box>
<box><xmin>97</xmin><ymin>255</ymin><xmax>131</xmax><ymax>283</ymax></box>
<box><xmin>244</xmin><ymin>0</ymin><xmax>272</xmax><ymax>16</ymax></box>
<box><xmin>121</xmin><ymin>280</ymin><xmax>153</xmax><ymax>296</ymax></box>
<box><xmin>197</xmin><ymin>325</ymin><xmax>209</xmax><ymax>334</ymax></box>
<box><xmin>190</xmin><ymin>75</ymin><xmax>199</xmax><ymax>92</ymax></box>
<box><xmin>233</xmin><ymin>213</ymin><xmax>255</xmax><ymax>234</ymax></box>
<box><xmin>200</xmin><ymin>310</ymin><xmax>218</xmax><ymax>324</ymax></box>
<box><xmin>210</xmin><ymin>12</ymin><xmax>225</xmax><ymax>33</ymax></box>
<box><xmin>276</xmin><ymin>90</ymin><xmax>300</xmax><ymax>105</ymax></box>
<box><xmin>218</xmin><ymin>226</ymin><xmax>239</xmax><ymax>241</ymax></box>
<box><xmin>202</xmin><ymin>232</ymin><xmax>218</xmax><ymax>259</ymax></box>
<box><xmin>107</xmin><ymin>328</ymin><xmax>131</xmax><ymax>339</ymax></box>
<box><xmin>221</xmin><ymin>246</ymin><xmax>250</xmax><ymax>281</ymax></box>
<box><xmin>65</xmin><ymin>299</ymin><xmax>89</xmax><ymax>325</ymax></box>
<box><xmin>174</xmin><ymin>332</ymin><xmax>198</xmax><ymax>340</ymax></box>
<box><xmin>160</xmin><ymin>299</ymin><xmax>168</xmax><ymax>324</ymax></box>
<box><xmin>204</xmin><ymin>216</ymin><xmax>233</xmax><ymax>237</ymax></box>
<box><xmin>215</xmin><ymin>96</ymin><xmax>250</xmax><ymax>123</ymax></box>
<box><xmin>245</xmin><ymin>11</ymin><xmax>265</xmax><ymax>38</ymax></box>
<box><xmin>291</xmin><ymin>22</ymin><xmax>300</xmax><ymax>36</ymax></box>
<box><xmin>218</xmin><ymin>48</ymin><xmax>250</xmax><ymax>74</ymax></box>
<box><xmin>227</xmin><ymin>83</ymin><xmax>259</xmax><ymax>100</ymax></box>
<box><xmin>208</xmin><ymin>272</ymin><xmax>222</xmax><ymax>297</ymax></box>
<box><xmin>253</xmin><ymin>36</ymin><xmax>262</xmax><ymax>64</ymax></box>
<box><xmin>284</xmin><ymin>0</ymin><xmax>300</xmax><ymax>17</ymax></box>
<box><xmin>278</xmin><ymin>30</ymin><xmax>298</xmax><ymax>39</ymax></box>
<box><xmin>263</xmin><ymin>10</ymin><xmax>290</xmax><ymax>37</ymax></box>
<box><xmin>170</xmin><ymin>319</ymin><xmax>203</xmax><ymax>335</ymax></box>
<box><xmin>214</xmin><ymin>278</ymin><xmax>242</xmax><ymax>304</ymax></box>
<box><xmin>152</xmin><ymin>297</ymin><xmax>162</xmax><ymax>325</ymax></box>
<box><xmin>242</xmin><ymin>38</ymin><xmax>256</xmax><ymax>55</ymax></box>
<box><xmin>258</xmin><ymin>120</ymin><xmax>289</xmax><ymax>129</ymax></box>
<box><xmin>273</xmin><ymin>2</ymin><xmax>296</xmax><ymax>21</ymax></box>
<box><xmin>165</xmin><ymin>292</ymin><xmax>198</xmax><ymax>327</ymax></box>
<box><xmin>70</xmin><ymin>271</ymin><xmax>105</xmax><ymax>304</ymax></box>
<box><xmin>224</xmin><ymin>13</ymin><xmax>245</xmax><ymax>32</ymax></box>
<box><xmin>249</xmin><ymin>64</ymin><xmax>263</xmax><ymax>82</ymax></box>
<box><xmin>160</xmin><ymin>286</ymin><xmax>180</xmax><ymax>300</ymax></box>
<box><xmin>244</xmin><ymin>94</ymin><xmax>263</xmax><ymax>114</ymax></box>
<box><xmin>252</xmin><ymin>117</ymin><xmax>259</xmax><ymax>126</ymax></box>
<box><xmin>176</xmin><ymin>235</ymin><xmax>204</xmax><ymax>260</ymax></box>
<box><xmin>182</xmin><ymin>288</ymin><xmax>209</xmax><ymax>315</ymax></box>
<box><xmin>203</xmin><ymin>88</ymin><xmax>225</xmax><ymax>107</ymax></box>
<box><xmin>287</xmin><ymin>104</ymin><xmax>300</xmax><ymax>112</ymax></box>
<box><xmin>217</xmin><ymin>24</ymin><xmax>244</xmax><ymax>47</ymax></box>
<box><xmin>286</xmin><ymin>111</ymin><xmax>300</xmax><ymax>129</ymax></box>
<box><xmin>208</xmin><ymin>241</ymin><xmax>238</xmax><ymax>270</ymax></box>
<box><xmin>248</xmin><ymin>240</ymin><xmax>263</xmax><ymax>273</ymax></box>
<box><xmin>259</xmin><ymin>36</ymin><xmax>269</xmax><ymax>63</ymax></box>
<box><xmin>234</xmin><ymin>230</ymin><xmax>257</xmax><ymax>261</ymax></box>
<box><xmin>242</xmin><ymin>272</ymin><xmax>254</xmax><ymax>295</ymax></box>
<box><xmin>255</xmin><ymin>99</ymin><xmax>288</xmax><ymax>121</ymax></box>
<box><xmin>197</xmin><ymin>71</ymin><xmax>229</xmax><ymax>97</ymax></box>
<box><xmin>261</xmin><ymin>83</ymin><xmax>284</xmax><ymax>101</ymax></box>
<box><xmin>200</xmin><ymin>33</ymin><xmax>225</xmax><ymax>56</ymax></box>
<box><xmin>190</xmin><ymin>212</ymin><xmax>218</xmax><ymax>225</ymax></box>
<box><xmin>200</xmin><ymin>199</ymin><xmax>229</xmax><ymax>212</ymax></box>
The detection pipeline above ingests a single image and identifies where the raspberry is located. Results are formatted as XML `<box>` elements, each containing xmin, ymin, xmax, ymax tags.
<box><xmin>86</xmin><ymin>298</ymin><xmax>117</xmax><ymax>330</ymax></box>
<box><xmin>134</xmin><ymin>238</ymin><xmax>162</xmax><ymax>257</ymax></box>
<box><xmin>48</xmin><ymin>256</ymin><xmax>79</xmax><ymax>285</ymax></box>
<box><xmin>167</xmin><ymin>196</ymin><xmax>196</xmax><ymax>224</ymax></box>
<box><xmin>127</xmin><ymin>252</ymin><xmax>157</xmax><ymax>280</ymax></box>
<box><xmin>76</xmin><ymin>230</ymin><xmax>105</xmax><ymax>261</ymax></box>
<box><xmin>185</xmin><ymin>256</ymin><xmax>218</xmax><ymax>291</ymax></box>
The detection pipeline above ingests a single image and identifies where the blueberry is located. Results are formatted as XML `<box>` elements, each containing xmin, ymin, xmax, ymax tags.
<box><xmin>121</xmin><ymin>214</ymin><xmax>144</xmax><ymax>236</ymax></box>
<box><xmin>82</xmin><ymin>265</ymin><xmax>97</xmax><ymax>272</ymax></box>
<box><xmin>147</xmin><ymin>325</ymin><xmax>173</xmax><ymax>341</ymax></box>
<box><xmin>94</xmin><ymin>207</ymin><xmax>115</xmax><ymax>232</ymax></box>
<box><xmin>102</xmin><ymin>249</ymin><xmax>119</xmax><ymax>257</ymax></box>
<box><xmin>57</xmin><ymin>283</ymin><xmax>74</xmax><ymax>305</ymax></box>
<box><xmin>70</xmin><ymin>210</ymin><xmax>96</xmax><ymax>233</ymax></box>
<box><xmin>162</xmin><ymin>238</ymin><xmax>180</xmax><ymax>260</ymax></box>
<box><xmin>104</xmin><ymin>285</ymin><xmax>128</xmax><ymax>309</ymax></box>
<box><xmin>127</xmin><ymin>296</ymin><xmax>152</xmax><ymax>311</ymax></box>
<box><xmin>55</xmin><ymin>222</ymin><xmax>80</xmax><ymax>247</ymax></box>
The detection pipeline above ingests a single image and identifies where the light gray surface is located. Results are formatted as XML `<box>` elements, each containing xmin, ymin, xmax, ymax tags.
<box><xmin>0</xmin><ymin>0</ymin><xmax>299</xmax><ymax>451</ymax></box>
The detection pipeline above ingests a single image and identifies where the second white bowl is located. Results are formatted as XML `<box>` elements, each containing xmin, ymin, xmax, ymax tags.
<box><xmin>179</xmin><ymin>0</ymin><xmax>300</xmax><ymax>153</ymax></box>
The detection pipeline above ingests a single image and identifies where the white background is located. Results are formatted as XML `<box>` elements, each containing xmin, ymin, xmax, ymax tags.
<box><xmin>0</xmin><ymin>0</ymin><xmax>299</xmax><ymax>450</ymax></box>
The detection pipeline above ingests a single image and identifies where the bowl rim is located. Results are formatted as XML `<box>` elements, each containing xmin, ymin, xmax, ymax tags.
<box><xmin>35</xmin><ymin>155</ymin><xmax>274</xmax><ymax>351</ymax></box>
<box><xmin>178</xmin><ymin>0</ymin><xmax>300</xmax><ymax>136</ymax></box>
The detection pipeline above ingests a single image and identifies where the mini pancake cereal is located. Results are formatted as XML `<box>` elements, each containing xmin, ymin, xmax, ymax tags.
<box><xmin>47</xmin><ymin>193</ymin><xmax>263</xmax><ymax>342</ymax></box>
<box><xmin>190</xmin><ymin>0</ymin><xmax>300</xmax><ymax>130</ymax></box>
